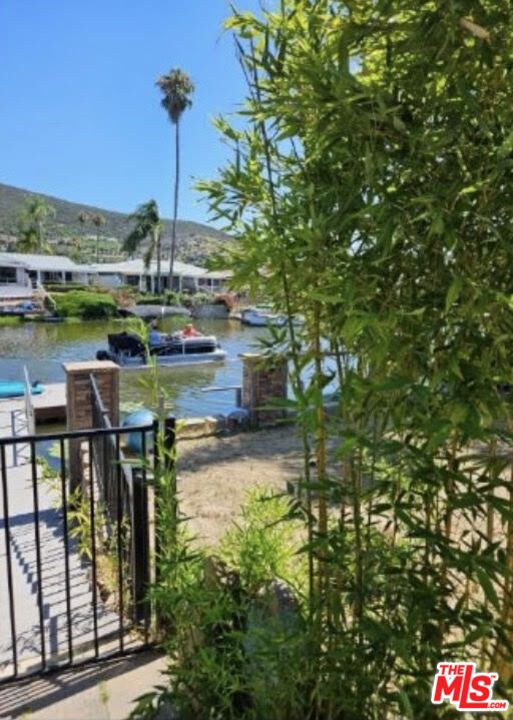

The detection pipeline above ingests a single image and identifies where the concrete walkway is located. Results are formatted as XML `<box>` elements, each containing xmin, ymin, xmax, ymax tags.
<box><xmin>0</xmin><ymin>650</ymin><xmax>168</xmax><ymax>719</ymax></box>
<box><xmin>0</xmin><ymin>427</ymin><xmax>121</xmax><ymax>680</ymax></box>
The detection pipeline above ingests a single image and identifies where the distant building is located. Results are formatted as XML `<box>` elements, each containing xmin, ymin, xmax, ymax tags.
<box><xmin>92</xmin><ymin>259</ymin><xmax>232</xmax><ymax>294</ymax></box>
<box><xmin>0</xmin><ymin>252</ymin><xmax>94</xmax><ymax>294</ymax></box>
<box><xmin>0</xmin><ymin>252</ymin><xmax>232</xmax><ymax>298</ymax></box>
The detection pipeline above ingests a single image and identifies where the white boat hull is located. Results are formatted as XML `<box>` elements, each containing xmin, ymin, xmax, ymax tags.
<box><xmin>240</xmin><ymin>311</ymin><xmax>303</xmax><ymax>327</ymax></box>
<box><xmin>241</xmin><ymin>311</ymin><xmax>286</xmax><ymax>327</ymax></box>
<box><xmin>113</xmin><ymin>348</ymin><xmax>227</xmax><ymax>369</ymax></box>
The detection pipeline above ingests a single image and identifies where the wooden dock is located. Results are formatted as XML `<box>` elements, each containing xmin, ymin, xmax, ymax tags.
<box><xmin>0</xmin><ymin>383</ymin><xmax>67</xmax><ymax>435</ymax></box>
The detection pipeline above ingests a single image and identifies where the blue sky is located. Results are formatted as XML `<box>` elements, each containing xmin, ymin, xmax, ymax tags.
<box><xmin>0</xmin><ymin>0</ymin><xmax>261</xmax><ymax>226</ymax></box>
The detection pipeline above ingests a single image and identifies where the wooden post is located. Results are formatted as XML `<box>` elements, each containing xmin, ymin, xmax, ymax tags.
<box><xmin>240</xmin><ymin>353</ymin><xmax>288</xmax><ymax>427</ymax></box>
<box><xmin>64</xmin><ymin>360</ymin><xmax>119</xmax><ymax>493</ymax></box>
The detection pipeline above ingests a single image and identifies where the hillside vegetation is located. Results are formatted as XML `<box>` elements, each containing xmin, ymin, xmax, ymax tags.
<box><xmin>0</xmin><ymin>182</ymin><xmax>232</xmax><ymax>265</ymax></box>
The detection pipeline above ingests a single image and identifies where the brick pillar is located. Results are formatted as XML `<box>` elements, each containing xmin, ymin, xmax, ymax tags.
<box><xmin>241</xmin><ymin>353</ymin><xmax>288</xmax><ymax>427</ymax></box>
<box><xmin>64</xmin><ymin>360</ymin><xmax>120</xmax><ymax>492</ymax></box>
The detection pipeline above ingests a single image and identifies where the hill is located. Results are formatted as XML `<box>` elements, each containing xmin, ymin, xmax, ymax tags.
<box><xmin>0</xmin><ymin>183</ymin><xmax>232</xmax><ymax>266</ymax></box>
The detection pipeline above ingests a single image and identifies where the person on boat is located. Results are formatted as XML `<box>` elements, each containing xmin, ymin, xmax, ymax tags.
<box><xmin>181</xmin><ymin>323</ymin><xmax>202</xmax><ymax>338</ymax></box>
<box><xmin>149</xmin><ymin>321</ymin><xmax>164</xmax><ymax>346</ymax></box>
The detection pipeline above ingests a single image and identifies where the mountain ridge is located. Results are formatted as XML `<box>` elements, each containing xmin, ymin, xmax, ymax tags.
<box><xmin>0</xmin><ymin>182</ymin><xmax>230</xmax><ymax>265</ymax></box>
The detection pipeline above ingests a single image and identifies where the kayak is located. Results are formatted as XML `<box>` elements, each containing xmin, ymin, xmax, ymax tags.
<box><xmin>0</xmin><ymin>381</ymin><xmax>44</xmax><ymax>399</ymax></box>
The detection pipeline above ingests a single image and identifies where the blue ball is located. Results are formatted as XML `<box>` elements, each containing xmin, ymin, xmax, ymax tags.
<box><xmin>123</xmin><ymin>409</ymin><xmax>154</xmax><ymax>454</ymax></box>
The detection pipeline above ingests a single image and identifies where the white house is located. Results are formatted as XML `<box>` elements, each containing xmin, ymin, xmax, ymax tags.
<box><xmin>0</xmin><ymin>253</ymin><xmax>95</xmax><ymax>299</ymax></box>
<box><xmin>92</xmin><ymin>259</ymin><xmax>232</xmax><ymax>294</ymax></box>
<box><xmin>0</xmin><ymin>252</ymin><xmax>232</xmax><ymax>299</ymax></box>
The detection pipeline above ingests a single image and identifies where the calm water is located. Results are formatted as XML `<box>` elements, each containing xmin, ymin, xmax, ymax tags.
<box><xmin>0</xmin><ymin>317</ymin><xmax>267</xmax><ymax>418</ymax></box>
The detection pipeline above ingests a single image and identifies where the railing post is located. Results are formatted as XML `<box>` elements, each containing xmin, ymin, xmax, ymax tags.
<box><xmin>64</xmin><ymin>361</ymin><xmax>119</xmax><ymax>494</ymax></box>
<box><xmin>240</xmin><ymin>353</ymin><xmax>288</xmax><ymax>427</ymax></box>
<box><xmin>10</xmin><ymin>412</ymin><xmax>17</xmax><ymax>467</ymax></box>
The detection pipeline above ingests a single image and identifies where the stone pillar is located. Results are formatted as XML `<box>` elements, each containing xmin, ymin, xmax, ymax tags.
<box><xmin>64</xmin><ymin>360</ymin><xmax>120</xmax><ymax>492</ymax></box>
<box><xmin>241</xmin><ymin>353</ymin><xmax>288</xmax><ymax>426</ymax></box>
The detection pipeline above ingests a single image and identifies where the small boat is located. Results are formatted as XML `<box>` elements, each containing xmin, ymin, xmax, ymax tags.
<box><xmin>240</xmin><ymin>306</ymin><xmax>287</xmax><ymax>327</ymax></box>
<box><xmin>0</xmin><ymin>381</ymin><xmax>44</xmax><ymax>399</ymax></box>
<box><xmin>240</xmin><ymin>305</ymin><xmax>303</xmax><ymax>327</ymax></box>
<box><xmin>96</xmin><ymin>331</ymin><xmax>227</xmax><ymax>368</ymax></box>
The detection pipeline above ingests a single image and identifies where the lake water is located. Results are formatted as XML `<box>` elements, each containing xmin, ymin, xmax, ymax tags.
<box><xmin>0</xmin><ymin>317</ymin><xmax>267</xmax><ymax>418</ymax></box>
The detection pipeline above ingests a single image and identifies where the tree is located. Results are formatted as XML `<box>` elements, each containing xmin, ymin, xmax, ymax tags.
<box><xmin>78</xmin><ymin>211</ymin><xmax>106</xmax><ymax>262</ymax></box>
<box><xmin>16</xmin><ymin>196</ymin><xmax>55</xmax><ymax>253</ymax></box>
<box><xmin>195</xmin><ymin>2</ymin><xmax>513</xmax><ymax>718</ymax></box>
<box><xmin>91</xmin><ymin>213</ymin><xmax>106</xmax><ymax>263</ymax></box>
<box><xmin>123</xmin><ymin>200</ymin><xmax>163</xmax><ymax>293</ymax></box>
<box><xmin>156</xmin><ymin>68</ymin><xmax>194</xmax><ymax>290</ymax></box>
<box><xmin>66</xmin><ymin>236</ymin><xmax>87</xmax><ymax>264</ymax></box>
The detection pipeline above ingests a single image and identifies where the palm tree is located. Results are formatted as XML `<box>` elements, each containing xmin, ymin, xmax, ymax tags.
<box><xmin>123</xmin><ymin>200</ymin><xmax>163</xmax><ymax>293</ymax></box>
<box><xmin>17</xmin><ymin>196</ymin><xmax>56</xmax><ymax>253</ymax></box>
<box><xmin>67</xmin><ymin>236</ymin><xmax>87</xmax><ymax>264</ymax></box>
<box><xmin>77</xmin><ymin>211</ymin><xmax>106</xmax><ymax>262</ymax></box>
<box><xmin>91</xmin><ymin>213</ymin><xmax>106</xmax><ymax>263</ymax></box>
<box><xmin>156</xmin><ymin>68</ymin><xmax>194</xmax><ymax>290</ymax></box>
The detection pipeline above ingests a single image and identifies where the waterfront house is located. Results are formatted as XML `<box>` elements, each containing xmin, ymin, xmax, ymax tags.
<box><xmin>92</xmin><ymin>259</ymin><xmax>232</xmax><ymax>294</ymax></box>
<box><xmin>0</xmin><ymin>252</ymin><xmax>95</xmax><ymax>300</ymax></box>
<box><xmin>0</xmin><ymin>252</ymin><xmax>232</xmax><ymax>300</ymax></box>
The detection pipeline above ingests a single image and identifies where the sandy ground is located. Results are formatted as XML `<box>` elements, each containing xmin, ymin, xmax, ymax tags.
<box><xmin>177</xmin><ymin>425</ymin><xmax>306</xmax><ymax>546</ymax></box>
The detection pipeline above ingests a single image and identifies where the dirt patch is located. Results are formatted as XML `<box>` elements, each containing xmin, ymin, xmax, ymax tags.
<box><xmin>177</xmin><ymin>425</ymin><xmax>305</xmax><ymax>546</ymax></box>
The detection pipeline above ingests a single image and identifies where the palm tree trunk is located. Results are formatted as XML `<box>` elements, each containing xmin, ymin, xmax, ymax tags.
<box><xmin>156</xmin><ymin>229</ymin><xmax>162</xmax><ymax>295</ymax></box>
<box><xmin>169</xmin><ymin>118</ymin><xmax>180</xmax><ymax>291</ymax></box>
<box><xmin>37</xmin><ymin>219</ymin><xmax>43</xmax><ymax>253</ymax></box>
<box><xmin>96</xmin><ymin>230</ymin><xmax>100</xmax><ymax>263</ymax></box>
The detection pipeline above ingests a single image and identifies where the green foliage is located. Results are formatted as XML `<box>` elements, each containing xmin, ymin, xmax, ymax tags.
<box><xmin>219</xmin><ymin>488</ymin><xmax>305</xmax><ymax>594</ymax></box>
<box><xmin>129</xmin><ymin>3</ymin><xmax>513</xmax><ymax>717</ymax></box>
<box><xmin>16</xmin><ymin>195</ymin><xmax>55</xmax><ymax>253</ymax></box>
<box><xmin>188</xmin><ymin>291</ymin><xmax>212</xmax><ymax>306</ymax></box>
<box><xmin>132</xmin><ymin>492</ymin><xmax>309</xmax><ymax>720</ymax></box>
<box><xmin>193</xmin><ymin>1</ymin><xmax>513</xmax><ymax>718</ymax></box>
<box><xmin>0</xmin><ymin>316</ymin><xmax>21</xmax><ymax>326</ymax></box>
<box><xmin>135</xmin><ymin>291</ymin><xmax>187</xmax><ymax>306</ymax></box>
<box><xmin>156</xmin><ymin>68</ymin><xmax>194</xmax><ymax>126</ymax></box>
<box><xmin>52</xmin><ymin>290</ymin><xmax>118</xmax><ymax>319</ymax></box>
<box><xmin>44</xmin><ymin>282</ymin><xmax>98</xmax><ymax>293</ymax></box>
<box><xmin>124</xmin><ymin>200</ymin><xmax>163</xmax><ymax>283</ymax></box>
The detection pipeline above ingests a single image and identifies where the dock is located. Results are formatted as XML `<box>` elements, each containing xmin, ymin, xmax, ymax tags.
<box><xmin>0</xmin><ymin>383</ymin><xmax>67</xmax><ymax>436</ymax></box>
<box><xmin>32</xmin><ymin>382</ymin><xmax>67</xmax><ymax>423</ymax></box>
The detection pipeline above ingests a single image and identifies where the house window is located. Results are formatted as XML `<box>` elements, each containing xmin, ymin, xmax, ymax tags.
<box><xmin>126</xmin><ymin>275</ymin><xmax>140</xmax><ymax>287</ymax></box>
<box><xmin>65</xmin><ymin>272</ymin><xmax>73</xmax><ymax>282</ymax></box>
<box><xmin>0</xmin><ymin>267</ymin><xmax>17</xmax><ymax>284</ymax></box>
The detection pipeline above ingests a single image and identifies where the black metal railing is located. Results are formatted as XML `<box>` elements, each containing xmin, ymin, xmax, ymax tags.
<box><xmin>0</xmin><ymin>410</ymin><xmax>174</xmax><ymax>685</ymax></box>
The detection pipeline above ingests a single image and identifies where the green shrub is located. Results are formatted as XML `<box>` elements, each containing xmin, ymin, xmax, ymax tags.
<box><xmin>45</xmin><ymin>282</ymin><xmax>93</xmax><ymax>293</ymax></box>
<box><xmin>53</xmin><ymin>290</ymin><xmax>118</xmax><ymax>319</ymax></box>
<box><xmin>219</xmin><ymin>488</ymin><xmax>305</xmax><ymax>594</ymax></box>
<box><xmin>135</xmin><ymin>291</ymin><xmax>188</xmax><ymax>306</ymax></box>
<box><xmin>190</xmin><ymin>292</ymin><xmax>212</xmax><ymax>305</ymax></box>
<box><xmin>132</xmin><ymin>490</ymin><xmax>308</xmax><ymax>720</ymax></box>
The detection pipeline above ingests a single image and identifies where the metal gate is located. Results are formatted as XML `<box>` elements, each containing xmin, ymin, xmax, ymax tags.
<box><xmin>0</xmin><ymin>385</ymin><xmax>174</xmax><ymax>684</ymax></box>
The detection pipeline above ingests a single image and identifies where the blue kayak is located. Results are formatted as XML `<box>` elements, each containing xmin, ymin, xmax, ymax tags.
<box><xmin>0</xmin><ymin>382</ymin><xmax>44</xmax><ymax>399</ymax></box>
